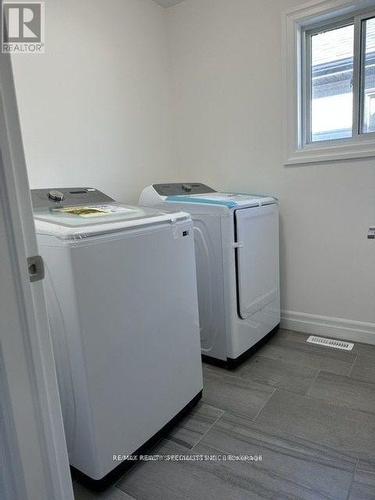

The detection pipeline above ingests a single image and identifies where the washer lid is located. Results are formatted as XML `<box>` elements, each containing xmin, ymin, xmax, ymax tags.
<box><xmin>166</xmin><ymin>192</ymin><xmax>277</xmax><ymax>209</ymax></box>
<box><xmin>34</xmin><ymin>203</ymin><xmax>189</xmax><ymax>239</ymax></box>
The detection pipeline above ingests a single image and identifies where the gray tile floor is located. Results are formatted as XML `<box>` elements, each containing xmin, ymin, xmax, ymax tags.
<box><xmin>74</xmin><ymin>329</ymin><xmax>375</xmax><ymax>500</ymax></box>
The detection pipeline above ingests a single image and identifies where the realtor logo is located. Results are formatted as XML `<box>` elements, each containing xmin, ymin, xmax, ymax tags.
<box><xmin>2</xmin><ymin>2</ymin><xmax>45</xmax><ymax>53</ymax></box>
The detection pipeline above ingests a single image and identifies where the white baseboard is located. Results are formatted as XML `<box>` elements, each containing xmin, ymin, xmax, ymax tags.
<box><xmin>281</xmin><ymin>310</ymin><xmax>375</xmax><ymax>345</ymax></box>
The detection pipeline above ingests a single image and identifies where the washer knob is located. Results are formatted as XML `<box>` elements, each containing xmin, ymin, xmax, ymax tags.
<box><xmin>48</xmin><ymin>190</ymin><xmax>64</xmax><ymax>202</ymax></box>
<box><xmin>182</xmin><ymin>184</ymin><xmax>192</xmax><ymax>192</ymax></box>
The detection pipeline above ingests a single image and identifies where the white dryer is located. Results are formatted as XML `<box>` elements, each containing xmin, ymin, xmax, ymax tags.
<box><xmin>140</xmin><ymin>183</ymin><xmax>280</xmax><ymax>367</ymax></box>
<box><xmin>31</xmin><ymin>187</ymin><xmax>203</xmax><ymax>484</ymax></box>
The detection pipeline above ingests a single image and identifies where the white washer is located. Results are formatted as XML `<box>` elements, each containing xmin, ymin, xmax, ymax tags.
<box><xmin>31</xmin><ymin>187</ymin><xmax>203</xmax><ymax>483</ymax></box>
<box><xmin>140</xmin><ymin>183</ymin><xmax>280</xmax><ymax>367</ymax></box>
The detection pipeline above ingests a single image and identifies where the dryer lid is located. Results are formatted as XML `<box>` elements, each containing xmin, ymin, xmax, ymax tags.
<box><xmin>167</xmin><ymin>192</ymin><xmax>277</xmax><ymax>209</ymax></box>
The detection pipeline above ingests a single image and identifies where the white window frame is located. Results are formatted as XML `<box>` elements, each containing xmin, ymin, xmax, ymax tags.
<box><xmin>283</xmin><ymin>0</ymin><xmax>375</xmax><ymax>165</ymax></box>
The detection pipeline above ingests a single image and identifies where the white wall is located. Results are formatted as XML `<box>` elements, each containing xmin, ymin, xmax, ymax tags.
<box><xmin>12</xmin><ymin>0</ymin><xmax>176</xmax><ymax>203</ymax></box>
<box><xmin>167</xmin><ymin>0</ymin><xmax>375</xmax><ymax>340</ymax></box>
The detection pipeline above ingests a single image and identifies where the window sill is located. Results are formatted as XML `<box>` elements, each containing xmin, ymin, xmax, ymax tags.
<box><xmin>285</xmin><ymin>137</ymin><xmax>375</xmax><ymax>165</ymax></box>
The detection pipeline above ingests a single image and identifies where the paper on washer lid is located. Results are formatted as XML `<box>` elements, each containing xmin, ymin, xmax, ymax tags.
<box><xmin>54</xmin><ymin>205</ymin><xmax>135</xmax><ymax>218</ymax></box>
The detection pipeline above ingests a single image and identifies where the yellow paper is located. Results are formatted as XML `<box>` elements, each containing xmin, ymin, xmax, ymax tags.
<box><xmin>58</xmin><ymin>207</ymin><xmax>112</xmax><ymax>218</ymax></box>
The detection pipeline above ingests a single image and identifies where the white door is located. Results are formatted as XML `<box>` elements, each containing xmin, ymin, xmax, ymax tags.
<box><xmin>0</xmin><ymin>46</ymin><xmax>74</xmax><ymax>499</ymax></box>
<box><xmin>235</xmin><ymin>205</ymin><xmax>279</xmax><ymax>320</ymax></box>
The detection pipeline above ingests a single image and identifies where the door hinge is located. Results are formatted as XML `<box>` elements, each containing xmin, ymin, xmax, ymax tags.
<box><xmin>27</xmin><ymin>255</ymin><xmax>45</xmax><ymax>283</ymax></box>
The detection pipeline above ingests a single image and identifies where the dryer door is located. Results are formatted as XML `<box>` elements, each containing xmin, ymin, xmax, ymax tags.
<box><xmin>235</xmin><ymin>204</ymin><xmax>279</xmax><ymax>320</ymax></box>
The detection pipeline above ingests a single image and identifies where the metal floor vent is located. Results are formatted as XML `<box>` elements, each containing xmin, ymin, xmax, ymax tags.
<box><xmin>306</xmin><ymin>336</ymin><xmax>354</xmax><ymax>351</ymax></box>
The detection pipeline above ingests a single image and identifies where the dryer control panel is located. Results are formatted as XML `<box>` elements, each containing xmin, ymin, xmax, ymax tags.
<box><xmin>152</xmin><ymin>183</ymin><xmax>216</xmax><ymax>196</ymax></box>
<box><xmin>31</xmin><ymin>188</ymin><xmax>114</xmax><ymax>210</ymax></box>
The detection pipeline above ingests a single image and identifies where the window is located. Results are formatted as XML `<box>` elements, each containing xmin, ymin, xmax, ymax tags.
<box><xmin>284</xmin><ymin>1</ymin><xmax>375</xmax><ymax>164</ymax></box>
<box><xmin>304</xmin><ymin>13</ymin><xmax>375</xmax><ymax>145</ymax></box>
<box><xmin>309</xmin><ymin>23</ymin><xmax>354</xmax><ymax>142</ymax></box>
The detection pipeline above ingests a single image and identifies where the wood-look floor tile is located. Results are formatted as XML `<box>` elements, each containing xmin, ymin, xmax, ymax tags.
<box><xmin>256</xmin><ymin>390</ymin><xmax>375</xmax><ymax>463</ymax></box>
<box><xmin>236</xmin><ymin>356</ymin><xmax>319</xmax><ymax>395</ymax></box>
<box><xmin>73</xmin><ymin>482</ymin><xmax>134</xmax><ymax>500</ymax></box>
<box><xmin>202</xmin><ymin>367</ymin><xmax>274</xmax><ymax>420</ymax></box>
<box><xmin>350</xmin><ymin>463</ymin><xmax>375</xmax><ymax>499</ymax></box>
<box><xmin>349</xmin><ymin>482</ymin><xmax>375</xmax><ymax>500</ymax></box>
<box><xmin>117</xmin><ymin>440</ymin><xmax>193</xmax><ymax>500</ymax></box>
<box><xmin>350</xmin><ymin>354</ymin><xmax>375</xmax><ymax>384</ymax></box>
<box><xmin>308</xmin><ymin>371</ymin><xmax>375</xmax><ymax>414</ymax></box>
<box><xmin>118</xmin><ymin>435</ymin><xmax>352</xmax><ymax>500</ymax></box>
<box><xmin>166</xmin><ymin>401</ymin><xmax>224</xmax><ymax>449</ymax></box>
<box><xmin>201</xmin><ymin>411</ymin><xmax>354</xmax><ymax>499</ymax></box>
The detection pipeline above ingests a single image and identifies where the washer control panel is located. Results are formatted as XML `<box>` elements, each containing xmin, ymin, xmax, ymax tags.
<box><xmin>31</xmin><ymin>188</ymin><xmax>114</xmax><ymax>209</ymax></box>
